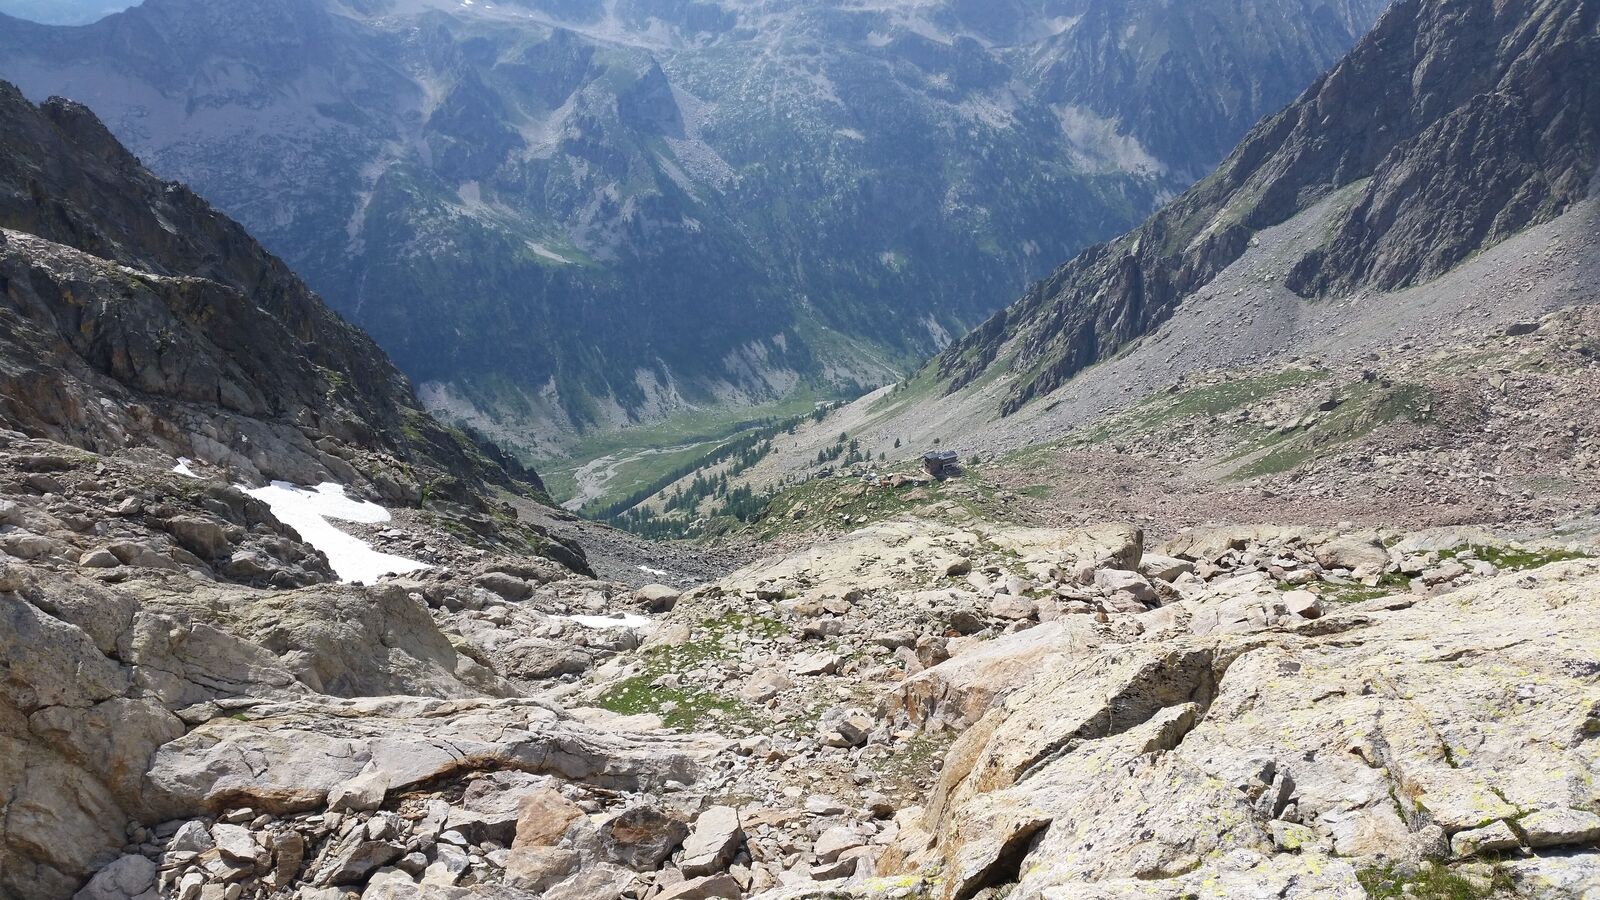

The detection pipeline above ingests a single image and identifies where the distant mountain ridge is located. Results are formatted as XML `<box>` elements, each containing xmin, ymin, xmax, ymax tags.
<box><xmin>648</xmin><ymin>0</ymin><xmax>1600</xmax><ymax>529</ymax></box>
<box><xmin>0</xmin><ymin>79</ymin><xmax>547</xmax><ymax>509</ymax></box>
<box><xmin>937</xmin><ymin>0</ymin><xmax>1599</xmax><ymax>416</ymax></box>
<box><xmin>0</xmin><ymin>0</ymin><xmax>1389</xmax><ymax>457</ymax></box>
<box><xmin>0</xmin><ymin>0</ymin><xmax>131</xmax><ymax>25</ymax></box>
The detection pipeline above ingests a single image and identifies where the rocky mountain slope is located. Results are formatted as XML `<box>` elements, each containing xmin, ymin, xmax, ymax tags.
<box><xmin>935</xmin><ymin>0</ymin><xmax>1598</xmax><ymax>416</ymax></box>
<box><xmin>607</xmin><ymin>515</ymin><xmax>1600</xmax><ymax>898</ymax></box>
<box><xmin>20</xmin><ymin>409</ymin><xmax>1598</xmax><ymax>900</ymax></box>
<box><xmin>0</xmin><ymin>80</ymin><xmax>547</xmax><ymax>512</ymax></box>
<box><xmin>663</xmin><ymin>0</ymin><xmax>1598</xmax><ymax>526</ymax></box>
<box><xmin>0</xmin><ymin>72</ymin><xmax>719</xmax><ymax>899</ymax></box>
<box><xmin>5</xmin><ymin>2</ymin><xmax>1600</xmax><ymax>900</ymax></box>
<box><xmin>0</xmin><ymin>0</ymin><xmax>1389</xmax><ymax>455</ymax></box>
<box><xmin>0</xmin><ymin>427</ymin><xmax>728</xmax><ymax>899</ymax></box>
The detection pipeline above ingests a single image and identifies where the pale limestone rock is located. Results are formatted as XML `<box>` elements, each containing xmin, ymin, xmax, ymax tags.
<box><xmin>1281</xmin><ymin>589</ymin><xmax>1323</xmax><ymax>618</ymax></box>
<box><xmin>210</xmin><ymin>824</ymin><xmax>266</xmax><ymax>868</ymax></box>
<box><xmin>1012</xmin><ymin>853</ymin><xmax>1366</xmax><ymax>899</ymax></box>
<box><xmin>987</xmin><ymin>594</ymin><xmax>1036</xmax><ymax>620</ymax></box>
<box><xmin>268</xmin><ymin>831</ymin><xmax>306</xmax><ymax>889</ymax></box>
<box><xmin>1503</xmin><ymin>852</ymin><xmax>1600</xmax><ymax>898</ymax></box>
<box><xmin>635</xmin><ymin>584</ymin><xmax>682</xmax><ymax>611</ymax></box>
<box><xmin>357</xmin><ymin>868</ymin><xmax>438</xmax><ymax>900</ymax></box>
<box><xmin>513</xmin><ymin>788</ymin><xmax>585</xmax><ymax>849</ymax></box>
<box><xmin>310</xmin><ymin>833</ymin><xmax>403</xmax><ymax>887</ymax></box>
<box><xmin>739</xmin><ymin>669</ymin><xmax>793</xmax><ymax>703</ymax></box>
<box><xmin>444</xmin><ymin>771</ymin><xmax>548</xmax><ymax>843</ymax></box>
<box><xmin>420</xmin><ymin>845</ymin><xmax>469</xmax><ymax>886</ymax></box>
<box><xmin>657</xmin><ymin>873</ymin><xmax>742</xmax><ymax>900</ymax></box>
<box><xmin>680</xmin><ymin>805</ymin><xmax>744</xmax><ymax>877</ymax></box>
<box><xmin>169</xmin><ymin>821</ymin><xmax>214</xmax><ymax>854</ymax></box>
<box><xmin>175</xmin><ymin>871</ymin><xmax>205</xmax><ymax>900</ymax></box>
<box><xmin>1450</xmin><ymin>820</ymin><xmax>1521</xmax><ymax>858</ymax></box>
<box><xmin>1320</xmin><ymin>803</ymin><xmax>1414</xmax><ymax>857</ymax></box>
<box><xmin>504</xmin><ymin>847</ymin><xmax>578</xmax><ymax>892</ymax></box>
<box><xmin>79</xmin><ymin>548</ymin><xmax>121</xmax><ymax>568</ymax></box>
<box><xmin>542</xmin><ymin>862</ymin><xmax>637</xmax><ymax>900</ymax></box>
<box><xmin>889</xmin><ymin>561</ymin><xmax>1600</xmax><ymax>900</ymax></box>
<box><xmin>885</xmin><ymin>618</ymin><xmax>1102</xmax><ymax>731</ymax></box>
<box><xmin>1140</xmin><ymin>554</ymin><xmax>1195</xmax><ymax>582</ymax></box>
<box><xmin>809</xmin><ymin>855</ymin><xmax>858</xmax><ymax>881</ymax></box>
<box><xmin>142</xmin><ymin>697</ymin><xmax>724</xmax><ymax>820</ymax></box>
<box><xmin>804</xmin><ymin>795</ymin><xmax>846</xmax><ymax>816</ymax></box>
<box><xmin>0</xmin><ymin>593</ymin><xmax>151</xmax><ymax>897</ymax></box>
<box><xmin>791</xmin><ymin>652</ymin><xmax>839</xmax><ymax>676</ymax></box>
<box><xmin>1520</xmin><ymin>808</ymin><xmax>1600</xmax><ymax>849</ymax></box>
<box><xmin>72</xmin><ymin>854</ymin><xmax>157</xmax><ymax>900</ymax></box>
<box><xmin>723</xmin><ymin>522</ymin><xmax>1136</xmax><ymax>606</ymax></box>
<box><xmin>1094</xmin><ymin>568</ymin><xmax>1159</xmax><ymax>608</ymax></box>
<box><xmin>1311</xmin><ymin>531</ymin><xmax>1389</xmax><ymax>574</ymax></box>
<box><xmin>1270</xmin><ymin>820</ymin><xmax>1322</xmax><ymax>852</ymax></box>
<box><xmin>327</xmin><ymin>769</ymin><xmax>390</xmax><ymax>813</ymax></box>
<box><xmin>817</xmin><ymin>706</ymin><xmax>873</xmax><ymax>747</ymax></box>
<box><xmin>813</xmin><ymin>825</ymin><xmax>867</xmax><ymax>863</ymax></box>
<box><xmin>1</xmin><ymin>529</ymin><xmax>60</xmax><ymax>560</ymax></box>
<box><xmin>1160</xmin><ymin>525</ymin><xmax>1312</xmax><ymax>563</ymax></box>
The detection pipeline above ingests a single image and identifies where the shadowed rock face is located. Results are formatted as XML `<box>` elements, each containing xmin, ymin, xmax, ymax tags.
<box><xmin>939</xmin><ymin>0</ymin><xmax>1600</xmax><ymax>417</ymax></box>
<box><xmin>0</xmin><ymin>81</ymin><xmax>546</xmax><ymax>504</ymax></box>
<box><xmin>0</xmin><ymin>0</ymin><xmax>1389</xmax><ymax>448</ymax></box>
<box><xmin>1286</xmin><ymin>0</ymin><xmax>1600</xmax><ymax>296</ymax></box>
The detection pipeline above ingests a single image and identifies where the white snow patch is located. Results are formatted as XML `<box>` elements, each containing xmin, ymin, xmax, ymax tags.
<box><xmin>638</xmin><ymin>564</ymin><xmax>669</xmax><ymax>577</ymax></box>
<box><xmin>242</xmin><ymin>481</ymin><xmax>430</xmax><ymax>584</ymax></box>
<box><xmin>565</xmin><ymin>613</ymin><xmax>652</xmax><ymax>629</ymax></box>
<box><xmin>173</xmin><ymin>458</ymin><xmax>200</xmax><ymax>479</ymax></box>
<box><xmin>527</xmin><ymin>242</ymin><xmax>573</xmax><ymax>264</ymax></box>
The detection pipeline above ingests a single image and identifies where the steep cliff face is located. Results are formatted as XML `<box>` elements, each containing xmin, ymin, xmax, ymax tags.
<box><xmin>0</xmin><ymin>82</ymin><xmax>546</xmax><ymax>504</ymax></box>
<box><xmin>1287</xmin><ymin>0</ymin><xmax>1600</xmax><ymax>295</ymax></box>
<box><xmin>0</xmin><ymin>0</ymin><xmax>1390</xmax><ymax>453</ymax></box>
<box><xmin>1026</xmin><ymin>0</ymin><xmax>1392</xmax><ymax>179</ymax></box>
<box><xmin>939</xmin><ymin>0</ymin><xmax>1599</xmax><ymax>416</ymax></box>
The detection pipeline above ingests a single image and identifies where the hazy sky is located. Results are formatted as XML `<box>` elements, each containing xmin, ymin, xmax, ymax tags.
<box><xmin>0</xmin><ymin>0</ymin><xmax>137</xmax><ymax>25</ymax></box>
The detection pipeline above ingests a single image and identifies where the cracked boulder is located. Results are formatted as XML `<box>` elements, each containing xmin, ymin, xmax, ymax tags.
<box><xmin>140</xmin><ymin>696</ymin><xmax>725</xmax><ymax>819</ymax></box>
<box><xmin>886</xmin><ymin>560</ymin><xmax>1600</xmax><ymax>898</ymax></box>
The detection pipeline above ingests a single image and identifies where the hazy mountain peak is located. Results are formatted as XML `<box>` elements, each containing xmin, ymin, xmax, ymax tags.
<box><xmin>0</xmin><ymin>0</ymin><xmax>134</xmax><ymax>25</ymax></box>
<box><xmin>0</xmin><ymin>0</ymin><xmax>1388</xmax><ymax>467</ymax></box>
